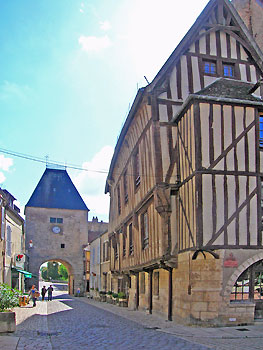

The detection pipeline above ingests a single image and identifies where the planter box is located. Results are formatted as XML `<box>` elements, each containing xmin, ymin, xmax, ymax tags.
<box><xmin>0</xmin><ymin>311</ymin><xmax>16</xmax><ymax>333</ymax></box>
<box><xmin>112</xmin><ymin>297</ymin><xmax>118</xmax><ymax>305</ymax></box>
<box><xmin>119</xmin><ymin>299</ymin><xmax>128</xmax><ymax>307</ymax></box>
<box><xmin>100</xmin><ymin>295</ymin><xmax>106</xmax><ymax>302</ymax></box>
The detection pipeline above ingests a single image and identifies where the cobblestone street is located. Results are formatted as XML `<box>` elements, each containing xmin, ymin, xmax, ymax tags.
<box><xmin>1</xmin><ymin>287</ymin><xmax>263</xmax><ymax>350</ymax></box>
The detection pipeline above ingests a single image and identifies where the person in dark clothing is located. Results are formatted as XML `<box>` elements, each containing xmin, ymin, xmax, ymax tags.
<box><xmin>47</xmin><ymin>285</ymin><xmax>53</xmax><ymax>301</ymax></box>
<box><xmin>41</xmin><ymin>286</ymin><xmax>47</xmax><ymax>301</ymax></box>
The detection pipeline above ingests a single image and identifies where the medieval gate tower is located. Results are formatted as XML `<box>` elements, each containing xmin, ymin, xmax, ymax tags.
<box><xmin>25</xmin><ymin>166</ymin><xmax>89</xmax><ymax>295</ymax></box>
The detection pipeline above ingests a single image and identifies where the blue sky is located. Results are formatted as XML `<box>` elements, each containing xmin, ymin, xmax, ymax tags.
<box><xmin>0</xmin><ymin>0</ymin><xmax>209</xmax><ymax>221</ymax></box>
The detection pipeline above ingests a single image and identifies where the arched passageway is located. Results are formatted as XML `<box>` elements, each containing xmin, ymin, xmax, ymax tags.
<box><xmin>230</xmin><ymin>259</ymin><xmax>263</xmax><ymax>319</ymax></box>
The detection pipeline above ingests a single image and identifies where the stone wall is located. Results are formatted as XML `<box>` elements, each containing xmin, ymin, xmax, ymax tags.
<box><xmin>25</xmin><ymin>207</ymin><xmax>89</xmax><ymax>294</ymax></box>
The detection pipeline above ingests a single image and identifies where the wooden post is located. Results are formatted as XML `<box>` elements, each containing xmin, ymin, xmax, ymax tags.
<box><xmin>168</xmin><ymin>267</ymin><xmax>173</xmax><ymax>321</ymax></box>
<box><xmin>136</xmin><ymin>272</ymin><xmax>139</xmax><ymax>310</ymax></box>
<box><xmin>148</xmin><ymin>270</ymin><xmax>153</xmax><ymax>314</ymax></box>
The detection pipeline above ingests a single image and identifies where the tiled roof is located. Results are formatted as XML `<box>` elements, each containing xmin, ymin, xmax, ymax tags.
<box><xmin>26</xmin><ymin>168</ymin><xmax>89</xmax><ymax>211</ymax></box>
<box><xmin>195</xmin><ymin>78</ymin><xmax>262</xmax><ymax>101</ymax></box>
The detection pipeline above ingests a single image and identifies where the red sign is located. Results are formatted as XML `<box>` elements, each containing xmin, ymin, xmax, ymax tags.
<box><xmin>224</xmin><ymin>253</ymin><xmax>238</xmax><ymax>267</ymax></box>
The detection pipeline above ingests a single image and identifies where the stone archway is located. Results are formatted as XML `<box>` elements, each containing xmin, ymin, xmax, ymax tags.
<box><xmin>27</xmin><ymin>256</ymin><xmax>80</xmax><ymax>296</ymax></box>
<box><xmin>223</xmin><ymin>252</ymin><xmax>263</xmax><ymax>301</ymax></box>
<box><xmin>38</xmin><ymin>259</ymin><xmax>73</xmax><ymax>294</ymax></box>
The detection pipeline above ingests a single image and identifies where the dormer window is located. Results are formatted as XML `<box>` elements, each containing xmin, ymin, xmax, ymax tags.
<box><xmin>204</xmin><ymin>60</ymin><xmax>216</xmax><ymax>75</ymax></box>
<box><xmin>223</xmin><ymin>63</ymin><xmax>234</xmax><ymax>77</ymax></box>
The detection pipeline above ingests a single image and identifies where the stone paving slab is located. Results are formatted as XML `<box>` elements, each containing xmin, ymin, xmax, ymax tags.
<box><xmin>1</xmin><ymin>292</ymin><xmax>263</xmax><ymax>350</ymax></box>
<box><xmin>0</xmin><ymin>335</ymin><xmax>19</xmax><ymax>350</ymax></box>
<box><xmin>78</xmin><ymin>297</ymin><xmax>263</xmax><ymax>350</ymax></box>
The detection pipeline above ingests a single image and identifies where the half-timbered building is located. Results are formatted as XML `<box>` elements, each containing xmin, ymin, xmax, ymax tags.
<box><xmin>105</xmin><ymin>0</ymin><xmax>263</xmax><ymax>325</ymax></box>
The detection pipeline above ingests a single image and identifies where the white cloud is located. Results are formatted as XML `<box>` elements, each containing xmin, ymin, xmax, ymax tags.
<box><xmin>0</xmin><ymin>155</ymin><xmax>13</xmax><ymax>184</ymax></box>
<box><xmin>0</xmin><ymin>172</ymin><xmax>6</xmax><ymax>184</ymax></box>
<box><xmin>0</xmin><ymin>155</ymin><xmax>13</xmax><ymax>171</ymax></box>
<box><xmin>100</xmin><ymin>20</ymin><xmax>111</xmax><ymax>31</ymax></box>
<box><xmin>78</xmin><ymin>35</ymin><xmax>112</xmax><ymax>52</ymax></box>
<box><xmin>71</xmin><ymin>145</ymin><xmax>114</xmax><ymax>221</ymax></box>
<box><xmin>79</xmin><ymin>9</ymin><xmax>84</xmax><ymax>13</ymax></box>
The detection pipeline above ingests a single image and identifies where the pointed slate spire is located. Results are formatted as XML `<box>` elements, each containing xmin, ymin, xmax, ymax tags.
<box><xmin>26</xmin><ymin>168</ymin><xmax>89</xmax><ymax>211</ymax></box>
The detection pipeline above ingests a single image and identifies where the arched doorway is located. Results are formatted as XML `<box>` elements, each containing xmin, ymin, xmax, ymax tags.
<box><xmin>231</xmin><ymin>260</ymin><xmax>263</xmax><ymax>319</ymax></box>
<box><xmin>26</xmin><ymin>258</ymin><xmax>76</xmax><ymax>295</ymax></box>
<box><xmin>39</xmin><ymin>260</ymin><xmax>70</xmax><ymax>293</ymax></box>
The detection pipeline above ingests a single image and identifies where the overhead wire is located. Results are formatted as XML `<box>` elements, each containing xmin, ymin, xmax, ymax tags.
<box><xmin>0</xmin><ymin>147</ymin><xmax>160</xmax><ymax>179</ymax></box>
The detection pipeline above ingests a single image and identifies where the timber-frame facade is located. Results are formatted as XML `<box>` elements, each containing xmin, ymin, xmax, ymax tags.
<box><xmin>105</xmin><ymin>0</ymin><xmax>263</xmax><ymax>326</ymax></box>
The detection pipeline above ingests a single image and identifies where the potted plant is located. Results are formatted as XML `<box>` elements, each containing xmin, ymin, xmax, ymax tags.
<box><xmin>118</xmin><ymin>292</ymin><xmax>128</xmax><ymax>307</ymax></box>
<box><xmin>106</xmin><ymin>291</ymin><xmax>113</xmax><ymax>303</ymax></box>
<box><xmin>0</xmin><ymin>283</ymin><xmax>21</xmax><ymax>333</ymax></box>
<box><xmin>112</xmin><ymin>293</ymin><xmax>119</xmax><ymax>305</ymax></box>
<box><xmin>99</xmin><ymin>291</ymin><xmax>106</xmax><ymax>302</ymax></box>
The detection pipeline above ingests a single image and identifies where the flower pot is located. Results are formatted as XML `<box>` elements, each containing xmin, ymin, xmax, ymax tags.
<box><xmin>0</xmin><ymin>311</ymin><xmax>16</xmax><ymax>333</ymax></box>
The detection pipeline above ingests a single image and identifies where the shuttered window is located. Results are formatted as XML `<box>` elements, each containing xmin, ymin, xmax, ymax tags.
<box><xmin>134</xmin><ymin>150</ymin><xmax>141</xmax><ymax>188</ymax></box>
<box><xmin>129</xmin><ymin>223</ymin><xmax>133</xmax><ymax>255</ymax></box>
<box><xmin>141</xmin><ymin>211</ymin><xmax>149</xmax><ymax>249</ymax></box>
<box><xmin>117</xmin><ymin>185</ymin><xmax>121</xmax><ymax>215</ymax></box>
<box><xmin>1</xmin><ymin>207</ymin><xmax>5</xmax><ymax>240</ymax></box>
<box><xmin>6</xmin><ymin>225</ymin><xmax>11</xmax><ymax>257</ymax></box>
<box><xmin>124</xmin><ymin>170</ymin><xmax>128</xmax><ymax>204</ymax></box>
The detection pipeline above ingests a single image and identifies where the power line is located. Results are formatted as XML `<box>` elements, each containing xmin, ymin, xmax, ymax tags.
<box><xmin>0</xmin><ymin>147</ymin><xmax>109</xmax><ymax>175</ymax></box>
<box><xmin>0</xmin><ymin>147</ymin><xmax>167</xmax><ymax>179</ymax></box>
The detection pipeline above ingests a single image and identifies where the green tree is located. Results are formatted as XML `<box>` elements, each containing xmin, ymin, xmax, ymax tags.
<box><xmin>47</xmin><ymin>262</ymin><xmax>60</xmax><ymax>281</ymax></box>
<box><xmin>41</xmin><ymin>266</ymin><xmax>48</xmax><ymax>280</ymax></box>
<box><xmin>58</xmin><ymin>264</ymin><xmax>68</xmax><ymax>281</ymax></box>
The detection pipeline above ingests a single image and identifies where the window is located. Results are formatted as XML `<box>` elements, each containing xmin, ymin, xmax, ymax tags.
<box><xmin>134</xmin><ymin>150</ymin><xmax>140</xmax><ymax>188</ymax></box>
<box><xmin>117</xmin><ymin>185</ymin><xmax>121</xmax><ymax>215</ymax></box>
<box><xmin>260</xmin><ymin>115</ymin><xmax>263</xmax><ymax>147</ymax></box>
<box><xmin>129</xmin><ymin>223</ymin><xmax>133</xmax><ymax>255</ymax></box>
<box><xmin>153</xmin><ymin>271</ymin><xmax>160</xmax><ymax>296</ymax></box>
<box><xmin>124</xmin><ymin>170</ymin><xmax>128</xmax><ymax>204</ymax></box>
<box><xmin>1</xmin><ymin>207</ymin><xmax>5</xmax><ymax>240</ymax></box>
<box><xmin>61</xmin><ymin>243</ymin><xmax>65</xmax><ymax>248</ymax></box>
<box><xmin>204</xmin><ymin>61</ymin><xmax>216</xmax><ymax>75</ymax></box>
<box><xmin>223</xmin><ymin>63</ymin><xmax>234</xmax><ymax>77</ymax></box>
<box><xmin>103</xmin><ymin>242</ymin><xmax>106</xmax><ymax>262</ymax></box>
<box><xmin>141</xmin><ymin>211</ymin><xmax>149</xmax><ymax>249</ymax></box>
<box><xmin>6</xmin><ymin>225</ymin><xmax>11</xmax><ymax>257</ymax></box>
<box><xmin>123</xmin><ymin>233</ymin><xmax>126</xmax><ymax>257</ymax></box>
<box><xmin>50</xmin><ymin>217</ymin><xmax>63</xmax><ymax>224</ymax></box>
<box><xmin>97</xmin><ymin>246</ymin><xmax>100</xmax><ymax>264</ymax></box>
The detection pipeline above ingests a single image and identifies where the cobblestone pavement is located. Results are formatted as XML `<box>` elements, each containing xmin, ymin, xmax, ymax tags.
<box><xmin>1</xmin><ymin>288</ymin><xmax>263</xmax><ymax>350</ymax></box>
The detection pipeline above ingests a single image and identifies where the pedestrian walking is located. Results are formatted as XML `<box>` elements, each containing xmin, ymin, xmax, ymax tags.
<box><xmin>29</xmin><ymin>285</ymin><xmax>39</xmax><ymax>307</ymax></box>
<box><xmin>47</xmin><ymin>285</ymin><xmax>53</xmax><ymax>301</ymax></box>
<box><xmin>41</xmin><ymin>286</ymin><xmax>47</xmax><ymax>301</ymax></box>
